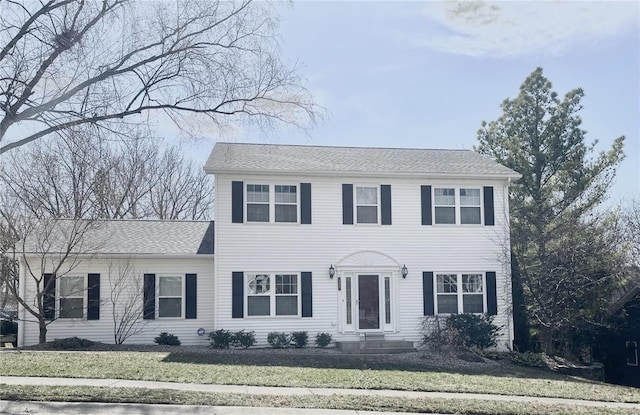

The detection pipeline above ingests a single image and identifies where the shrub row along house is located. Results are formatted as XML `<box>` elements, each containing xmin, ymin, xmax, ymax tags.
<box><xmin>16</xmin><ymin>143</ymin><xmax>521</xmax><ymax>349</ymax></box>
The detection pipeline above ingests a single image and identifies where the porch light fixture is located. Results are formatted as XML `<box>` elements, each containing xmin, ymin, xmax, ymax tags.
<box><xmin>329</xmin><ymin>264</ymin><xmax>336</xmax><ymax>279</ymax></box>
<box><xmin>401</xmin><ymin>264</ymin><xmax>408</xmax><ymax>279</ymax></box>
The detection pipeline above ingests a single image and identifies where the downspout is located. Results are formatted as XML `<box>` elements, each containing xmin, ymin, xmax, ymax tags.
<box><xmin>17</xmin><ymin>252</ymin><xmax>25</xmax><ymax>347</ymax></box>
<box><xmin>505</xmin><ymin>177</ymin><xmax>514</xmax><ymax>351</ymax></box>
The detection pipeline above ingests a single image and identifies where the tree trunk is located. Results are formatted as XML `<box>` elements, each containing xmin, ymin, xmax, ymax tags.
<box><xmin>38</xmin><ymin>320</ymin><xmax>47</xmax><ymax>344</ymax></box>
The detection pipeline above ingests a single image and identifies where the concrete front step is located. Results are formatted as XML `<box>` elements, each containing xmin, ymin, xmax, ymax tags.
<box><xmin>336</xmin><ymin>340</ymin><xmax>415</xmax><ymax>354</ymax></box>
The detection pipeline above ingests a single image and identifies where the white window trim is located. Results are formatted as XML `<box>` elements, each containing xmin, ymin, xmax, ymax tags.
<box><xmin>433</xmin><ymin>186</ymin><xmax>484</xmax><ymax>226</ymax></box>
<box><xmin>354</xmin><ymin>184</ymin><xmax>380</xmax><ymax>225</ymax></box>
<box><xmin>57</xmin><ymin>275</ymin><xmax>86</xmax><ymax>319</ymax></box>
<box><xmin>245</xmin><ymin>272</ymin><xmax>301</xmax><ymax>318</ymax></box>
<box><xmin>245</xmin><ymin>184</ymin><xmax>300</xmax><ymax>224</ymax></box>
<box><xmin>157</xmin><ymin>275</ymin><xmax>184</xmax><ymax>319</ymax></box>
<box><xmin>434</xmin><ymin>272</ymin><xmax>487</xmax><ymax>315</ymax></box>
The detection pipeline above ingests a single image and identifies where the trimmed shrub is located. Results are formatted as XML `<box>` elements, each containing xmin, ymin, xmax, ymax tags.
<box><xmin>290</xmin><ymin>331</ymin><xmax>308</xmax><ymax>348</ymax></box>
<box><xmin>154</xmin><ymin>332</ymin><xmax>181</xmax><ymax>346</ymax></box>
<box><xmin>315</xmin><ymin>332</ymin><xmax>332</xmax><ymax>348</ymax></box>
<box><xmin>209</xmin><ymin>329</ymin><xmax>234</xmax><ymax>349</ymax></box>
<box><xmin>233</xmin><ymin>330</ymin><xmax>257</xmax><ymax>349</ymax></box>
<box><xmin>267</xmin><ymin>332</ymin><xmax>290</xmax><ymax>348</ymax></box>
<box><xmin>422</xmin><ymin>314</ymin><xmax>500</xmax><ymax>350</ymax></box>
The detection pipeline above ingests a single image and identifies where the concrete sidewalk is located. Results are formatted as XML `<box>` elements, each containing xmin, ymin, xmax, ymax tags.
<box><xmin>2</xmin><ymin>401</ymin><xmax>435</xmax><ymax>415</ymax></box>
<box><xmin>1</xmin><ymin>376</ymin><xmax>639</xmax><ymax>411</ymax></box>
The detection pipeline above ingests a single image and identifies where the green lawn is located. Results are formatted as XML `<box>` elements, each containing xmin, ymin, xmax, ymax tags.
<box><xmin>1</xmin><ymin>350</ymin><xmax>638</xmax><ymax>404</ymax></box>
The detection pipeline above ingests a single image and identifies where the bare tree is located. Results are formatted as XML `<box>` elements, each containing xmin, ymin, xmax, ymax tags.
<box><xmin>150</xmin><ymin>147</ymin><xmax>214</xmax><ymax>220</ymax></box>
<box><xmin>0</xmin><ymin>0</ymin><xmax>320</xmax><ymax>154</ymax></box>
<box><xmin>106</xmin><ymin>257</ymin><xmax>148</xmax><ymax>344</ymax></box>
<box><xmin>2</xmin><ymin>215</ymin><xmax>100</xmax><ymax>343</ymax></box>
<box><xmin>0</xmin><ymin>128</ymin><xmax>213</xmax><ymax>220</ymax></box>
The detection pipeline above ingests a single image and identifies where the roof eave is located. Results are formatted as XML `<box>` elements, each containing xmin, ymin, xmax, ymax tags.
<box><xmin>205</xmin><ymin>167</ymin><xmax>521</xmax><ymax>181</ymax></box>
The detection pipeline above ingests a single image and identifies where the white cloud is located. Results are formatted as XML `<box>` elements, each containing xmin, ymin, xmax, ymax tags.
<box><xmin>416</xmin><ymin>1</ymin><xmax>638</xmax><ymax>58</ymax></box>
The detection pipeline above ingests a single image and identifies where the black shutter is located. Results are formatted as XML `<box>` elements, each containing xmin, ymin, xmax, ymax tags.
<box><xmin>43</xmin><ymin>273</ymin><xmax>56</xmax><ymax>320</ymax></box>
<box><xmin>301</xmin><ymin>272</ymin><xmax>313</xmax><ymax>318</ymax></box>
<box><xmin>421</xmin><ymin>185</ymin><xmax>432</xmax><ymax>225</ymax></box>
<box><xmin>423</xmin><ymin>272</ymin><xmax>434</xmax><ymax>316</ymax></box>
<box><xmin>484</xmin><ymin>186</ymin><xmax>495</xmax><ymax>226</ymax></box>
<box><xmin>301</xmin><ymin>183</ymin><xmax>312</xmax><ymax>224</ymax></box>
<box><xmin>232</xmin><ymin>181</ymin><xmax>244</xmax><ymax>223</ymax></box>
<box><xmin>185</xmin><ymin>274</ymin><xmax>197</xmax><ymax>319</ymax></box>
<box><xmin>486</xmin><ymin>272</ymin><xmax>497</xmax><ymax>315</ymax></box>
<box><xmin>381</xmin><ymin>185</ymin><xmax>392</xmax><ymax>225</ymax></box>
<box><xmin>143</xmin><ymin>274</ymin><xmax>155</xmax><ymax>320</ymax></box>
<box><xmin>342</xmin><ymin>184</ymin><xmax>353</xmax><ymax>224</ymax></box>
<box><xmin>87</xmin><ymin>273</ymin><xmax>100</xmax><ymax>320</ymax></box>
<box><xmin>232</xmin><ymin>272</ymin><xmax>244</xmax><ymax>318</ymax></box>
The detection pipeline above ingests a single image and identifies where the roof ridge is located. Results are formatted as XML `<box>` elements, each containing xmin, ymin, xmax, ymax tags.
<box><xmin>216</xmin><ymin>142</ymin><xmax>474</xmax><ymax>152</ymax></box>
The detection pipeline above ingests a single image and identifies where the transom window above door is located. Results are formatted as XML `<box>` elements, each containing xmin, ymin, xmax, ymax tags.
<box><xmin>246</xmin><ymin>184</ymin><xmax>298</xmax><ymax>223</ymax></box>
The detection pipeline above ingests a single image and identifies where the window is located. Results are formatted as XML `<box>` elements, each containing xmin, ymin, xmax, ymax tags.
<box><xmin>462</xmin><ymin>274</ymin><xmax>484</xmax><ymax>313</ymax></box>
<box><xmin>158</xmin><ymin>276</ymin><xmax>182</xmax><ymax>317</ymax></box>
<box><xmin>460</xmin><ymin>189</ymin><xmax>481</xmax><ymax>224</ymax></box>
<box><xmin>384</xmin><ymin>276</ymin><xmax>391</xmax><ymax>325</ymax></box>
<box><xmin>436</xmin><ymin>273</ymin><xmax>485</xmax><ymax>314</ymax></box>
<box><xmin>247</xmin><ymin>273</ymin><xmax>299</xmax><ymax>317</ymax></box>
<box><xmin>59</xmin><ymin>276</ymin><xmax>84</xmax><ymax>318</ymax></box>
<box><xmin>434</xmin><ymin>187</ymin><xmax>483</xmax><ymax>225</ymax></box>
<box><xmin>436</xmin><ymin>274</ymin><xmax>458</xmax><ymax>313</ymax></box>
<box><xmin>434</xmin><ymin>188</ymin><xmax>455</xmax><ymax>224</ymax></box>
<box><xmin>356</xmin><ymin>186</ymin><xmax>378</xmax><ymax>224</ymax></box>
<box><xmin>275</xmin><ymin>185</ymin><xmax>297</xmax><ymax>223</ymax></box>
<box><xmin>247</xmin><ymin>184</ymin><xmax>269</xmax><ymax>222</ymax></box>
<box><xmin>246</xmin><ymin>184</ymin><xmax>298</xmax><ymax>223</ymax></box>
<box><xmin>345</xmin><ymin>277</ymin><xmax>352</xmax><ymax>325</ymax></box>
<box><xmin>627</xmin><ymin>341</ymin><xmax>638</xmax><ymax>366</ymax></box>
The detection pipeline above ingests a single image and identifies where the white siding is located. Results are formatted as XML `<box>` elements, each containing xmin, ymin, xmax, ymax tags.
<box><xmin>214</xmin><ymin>174</ymin><xmax>514</xmax><ymax>349</ymax></box>
<box><xmin>19</xmin><ymin>256</ymin><xmax>214</xmax><ymax>346</ymax></box>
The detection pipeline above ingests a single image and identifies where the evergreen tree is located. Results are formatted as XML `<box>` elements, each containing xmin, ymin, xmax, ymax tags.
<box><xmin>477</xmin><ymin>67</ymin><xmax>626</xmax><ymax>356</ymax></box>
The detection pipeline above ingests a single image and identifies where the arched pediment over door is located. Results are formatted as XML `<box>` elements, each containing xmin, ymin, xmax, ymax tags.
<box><xmin>336</xmin><ymin>250</ymin><xmax>400</xmax><ymax>269</ymax></box>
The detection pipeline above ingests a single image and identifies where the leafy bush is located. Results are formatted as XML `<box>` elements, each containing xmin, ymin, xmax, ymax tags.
<box><xmin>232</xmin><ymin>330</ymin><xmax>256</xmax><ymax>349</ymax></box>
<box><xmin>209</xmin><ymin>329</ymin><xmax>234</xmax><ymax>349</ymax></box>
<box><xmin>49</xmin><ymin>337</ymin><xmax>96</xmax><ymax>349</ymax></box>
<box><xmin>267</xmin><ymin>332</ymin><xmax>290</xmax><ymax>348</ymax></box>
<box><xmin>290</xmin><ymin>331</ymin><xmax>308</xmax><ymax>348</ymax></box>
<box><xmin>154</xmin><ymin>332</ymin><xmax>181</xmax><ymax>346</ymax></box>
<box><xmin>315</xmin><ymin>332</ymin><xmax>332</xmax><ymax>348</ymax></box>
<box><xmin>510</xmin><ymin>351</ymin><xmax>546</xmax><ymax>368</ymax></box>
<box><xmin>422</xmin><ymin>314</ymin><xmax>500</xmax><ymax>350</ymax></box>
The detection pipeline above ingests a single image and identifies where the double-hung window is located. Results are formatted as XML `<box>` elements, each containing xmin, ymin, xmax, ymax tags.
<box><xmin>158</xmin><ymin>276</ymin><xmax>182</xmax><ymax>318</ymax></box>
<box><xmin>246</xmin><ymin>184</ymin><xmax>298</xmax><ymax>223</ymax></box>
<box><xmin>356</xmin><ymin>186</ymin><xmax>378</xmax><ymax>224</ymax></box>
<box><xmin>59</xmin><ymin>276</ymin><xmax>84</xmax><ymax>319</ymax></box>
<box><xmin>247</xmin><ymin>184</ymin><xmax>269</xmax><ymax>222</ymax></box>
<box><xmin>275</xmin><ymin>185</ymin><xmax>297</xmax><ymax>222</ymax></box>
<box><xmin>247</xmin><ymin>273</ymin><xmax>299</xmax><ymax>317</ymax></box>
<box><xmin>434</xmin><ymin>188</ymin><xmax>455</xmax><ymax>224</ymax></box>
<box><xmin>434</xmin><ymin>187</ymin><xmax>482</xmax><ymax>224</ymax></box>
<box><xmin>460</xmin><ymin>189</ymin><xmax>481</xmax><ymax>224</ymax></box>
<box><xmin>436</xmin><ymin>273</ymin><xmax>485</xmax><ymax>314</ymax></box>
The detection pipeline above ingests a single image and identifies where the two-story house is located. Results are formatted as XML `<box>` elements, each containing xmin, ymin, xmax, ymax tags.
<box><xmin>16</xmin><ymin>142</ymin><xmax>520</xmax><ymax>349</ymax></box>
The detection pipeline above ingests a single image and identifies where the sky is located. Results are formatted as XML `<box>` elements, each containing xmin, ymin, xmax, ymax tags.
<box><xmin>181</xmin><ymin>0</ymin><xmax>639</xmax><ymax>205</ymax></box>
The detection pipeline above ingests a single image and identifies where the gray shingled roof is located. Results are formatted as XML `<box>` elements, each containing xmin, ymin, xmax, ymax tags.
<box><xmin>205</xmin><ymin>143</ymin><xmax>520</xmax><ymax>178</ymax></box>
<box><xmin>21</xmin><ymin>220</ymin><xmax>214</xmax><ymax>256</ymax></box>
